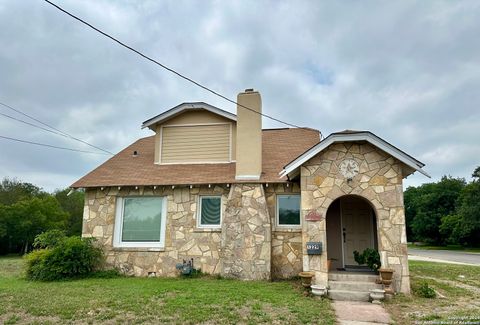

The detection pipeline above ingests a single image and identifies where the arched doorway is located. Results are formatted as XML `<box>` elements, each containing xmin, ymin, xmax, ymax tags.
<box><xmin>326</xmin><ymin>195</ymin><xmax>378</xmax><ymax>271</ymax></box>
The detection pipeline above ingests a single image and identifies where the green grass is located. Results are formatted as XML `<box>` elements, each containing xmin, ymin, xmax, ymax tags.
<box><xmin>385</xmin><ymin>261</ymin><xmax>480</xmax><ymax>324</ymax></box>
<box><xmin>0</xmin><ymin>256</ymin><xmax>335</xmax><ymax>324</ymax></box>
<box><xmin>408</xmin><ymin>244</ymin><xmax>480</xmax><ymax>253</ymax></box>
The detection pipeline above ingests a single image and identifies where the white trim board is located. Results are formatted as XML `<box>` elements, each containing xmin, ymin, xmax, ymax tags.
<box><xmin>142</xmin><ymin>102</ymin><xmax>236</xmax><ymax>129</ymax></box>
<box><xmin>279</xmin><ymin>131</ymin><xmax>430</xmax><ymax>179</ymax></box>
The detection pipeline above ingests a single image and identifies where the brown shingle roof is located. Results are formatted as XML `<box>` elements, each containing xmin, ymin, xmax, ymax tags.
<box><xmin>71</xmin><ymin>128</ymin><xmax>320</xmax><ymax>188</ymax></box>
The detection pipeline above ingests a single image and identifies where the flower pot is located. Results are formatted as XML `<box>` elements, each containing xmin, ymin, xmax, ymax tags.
<box><xmin>379</xmin><ymin>268</ymin><xmax>394</xmax><ymax>281</ymax></box>
<box><xmin>379</xmin><ymin>268</ymin><xmax>394</xmax><ymax>293</ymax></box>
<box><xmin>311</xmin><ymin>285</ymin><xmax>327</xmax><ymax>297</ymax></box>
<box><xmin>298</xmin><ymin>271</ymin><xmax>315</xmax><ymax>288</ymax></box>
<box><xmin>369</xmin><ymin>289</ymin><xmax>385</xmax><ymax>304</ymax></box>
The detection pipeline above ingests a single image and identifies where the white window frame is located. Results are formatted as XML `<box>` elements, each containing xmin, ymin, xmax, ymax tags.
<box><xmin>276</xmin><ymin>194</ymin><xmax>302</xmax><ymax>228</ymax></box>
<box><xmin>197</xmin><ymin>195</ymin><xmax>222</xmax><ymax>229</ymax></box>
<box><xmin>113</xmin><ymin>196</ymin><xmax>168</xmax><ymax>248</ymax></box>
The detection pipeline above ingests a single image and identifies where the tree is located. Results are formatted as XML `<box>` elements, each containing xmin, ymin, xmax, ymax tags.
<box><xmin>0</xmin><ymin>196</ymin><xmax>68</xmax><ymax>254</ymax></box>
<box><xmin>455</xmin><ymin>177</ymin><xmax>480</xmax><ymax>246</ymax></box>
<box><xmin>0</xmin><ymin>178</ymin><xmax>46</xmax><ymax>205</ymax></box>
<box><xmin>54</xmin><ymin>188</ymin><xmax>85</xmax><ymax>236</ymax></box>
<box><xmin>405</xmin><ymin>176</ymin><xmax>465</xmax><ymax>244</ymax></box>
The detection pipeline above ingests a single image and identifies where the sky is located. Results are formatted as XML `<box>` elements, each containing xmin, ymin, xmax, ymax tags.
<box><xmin>0</xmin><ymin>0</ymin><xmax>479</xmax><ymax>192</ymax></box>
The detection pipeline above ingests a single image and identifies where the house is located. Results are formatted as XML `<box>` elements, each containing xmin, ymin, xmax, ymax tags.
<box><xmin>72</xmin><ymin>89</ymin><xmax>428</xmax><ymax>297</ymax></box>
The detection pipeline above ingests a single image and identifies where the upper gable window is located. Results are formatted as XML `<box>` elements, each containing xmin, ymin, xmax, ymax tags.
<box><xmin>160</xmin><ymin>124</ymin><xmax>231</xmax><ymax>163</ymax></box>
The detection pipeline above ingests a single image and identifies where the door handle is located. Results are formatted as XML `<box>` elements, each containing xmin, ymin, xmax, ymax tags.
<box><xmin>343</xmin><ymin>228</ymin><xmax>346</xmax><ymax>243</ymax></box>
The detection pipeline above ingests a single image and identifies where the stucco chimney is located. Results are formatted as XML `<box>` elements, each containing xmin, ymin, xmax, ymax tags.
<box><xmin>235</xmin><ymin>89</ymin><xmax>262</xmax><ymax>180</ymax></box>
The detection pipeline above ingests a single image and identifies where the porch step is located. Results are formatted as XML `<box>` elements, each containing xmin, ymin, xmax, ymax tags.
<box><xmin>327</xmin><ymin>272</ymin><xmax>382</xmax><ymax>302</ymax></box>
<box><xmin>328</xmin><ymin>272</ymin><xmax>378</xmax><ymax>283</ymax></box>
<box><xmin>328</xmin><ymin>289</ymin><xmax>371</xmax><ymax>302</ymax></box>
<box><xmin>329</xmin><ymin>281</ymin><xmax>383</xmax><ymax>292</ymax></box>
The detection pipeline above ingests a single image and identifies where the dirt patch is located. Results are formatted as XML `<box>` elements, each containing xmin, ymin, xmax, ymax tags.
<box><xmin>0</xmin><ymin>311</ymin><xmax>62</xmax><ymax>325</ymax></box>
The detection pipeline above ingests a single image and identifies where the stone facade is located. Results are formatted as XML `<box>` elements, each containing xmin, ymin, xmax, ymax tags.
<box><xmin>265</xmin><ymin>184</ymin><xmax>303</xmax><ymax>279</ymax></box>
<box><xmin>83</xmin><ymin>185</ymin><xmax>228</xmax><ymax>276</ymax></box>
<box><xmin>221</xmin><ymin>184</ymin><xmax>271</xmax><ymax>280</ymax></box>
<box><xmin>82</xmin><ymin>142</ymin><xmax>411</xmax><ymax>292</ymax></box>
<box><xmin>300</xmin><ymin>142</ymin><xmax>410</xmax><ymax>293</ymax></box>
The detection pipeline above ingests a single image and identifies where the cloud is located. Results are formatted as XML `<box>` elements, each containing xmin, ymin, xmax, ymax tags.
<box><xmin>0</xmin><ymin>0</ymin><xmax>479</xmax><ymax>191</ymax></box>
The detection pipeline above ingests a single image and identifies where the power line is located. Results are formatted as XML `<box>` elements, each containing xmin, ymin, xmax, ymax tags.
<box><xmin>0</xmin><ymin>135</ymin><xmax>111</xmax><ymax>155</ymax></box>
<box><xmin>0</xmin><ymin>101</ymin><xmax>114</xmax><ymax>155</ymax></box>
<box><xmin>0</xmin><ymin>111</ymin><xmax>69</xmax><ymax>137</ymax></box>
<box><xmin>42</xmin><ymin>0</ymin><xmax>322</xmax><ymax>139</ymax></box>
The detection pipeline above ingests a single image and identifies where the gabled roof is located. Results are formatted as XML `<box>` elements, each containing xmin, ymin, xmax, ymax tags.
<box><xmin>71</xmin><ymin>128</ymin><xmax>320</xmax><ymax>188</ymax></box>
<box><xmin>280</xmin><ymin>130</ymin><xmax>430</xmax><ymax>178</ymax></box>
<box><xmin>142</xmin><ymin>102</ymin><xmax>236</xmax><ymax>129</ymax></box>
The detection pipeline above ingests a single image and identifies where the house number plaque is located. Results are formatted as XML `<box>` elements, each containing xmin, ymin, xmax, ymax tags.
<box><xmin>306</xmin><ymin>242</ymin><xmax>322</xmax><ymax>255</ymax></box>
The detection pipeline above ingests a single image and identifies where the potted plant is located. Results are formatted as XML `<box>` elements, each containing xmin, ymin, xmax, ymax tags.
<box><xmin>378</xmin><ymin>268</ymin><xmax>394</xmax><ymax>293</ymax></box>
<box><xmin>353</xmin><ymin>248</ymin><xmax>381</xmax><ymax>271</ymax></box>
<box><xmin>298</xmin><ymin>271</ymin><xmax>315</xmax><ymax>288</ymax></box>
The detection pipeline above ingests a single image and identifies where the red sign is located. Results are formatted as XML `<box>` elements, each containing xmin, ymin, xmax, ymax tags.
<box><xmin>305</xmin><ymin>211</ymin><xmax>323</xmax><ymax>221</ymax></box>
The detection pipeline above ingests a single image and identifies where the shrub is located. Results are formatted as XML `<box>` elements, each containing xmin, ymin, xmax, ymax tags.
<box><xmin>414</xmin><ymin>281</ymin><xmax>436</xmax><ymax>298</ymax></box>
<box><xmin>33</xmin><ymin>229</ymin><xmax>66</xmax><ymax>249</ymax></box>
<box><xmin>353</xmin><ymin>248</ymin><xmax>381</xmax><ymax>271</ymax></box>
<box><xmin>25</xmin><ymin>235</ymin><xmax>103</xmax><ymax>281</ymax></box>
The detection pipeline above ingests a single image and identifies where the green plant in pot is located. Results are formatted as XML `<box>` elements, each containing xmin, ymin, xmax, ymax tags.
<box><xmin>353</xmin><ymin>248</ymin><xmax>381</xmax><ymax>271</ymax></box>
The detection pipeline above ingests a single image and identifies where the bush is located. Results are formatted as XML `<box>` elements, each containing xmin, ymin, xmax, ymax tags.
<box><xmin>414</xmin><ymin>281</ymin><xmax>436</xmax><ymax>298</ymax></box>
<box><xmin>353</xmin><ymin>248</ymin><xmax>381</xmax><ymax>271</ymax></box>
<box><xmin>25</xmin><ymin>235</ymin><xmax>103</xmax><ymax>281</ymax></box>
<box><xmin>33</xmin><ymin>229</ymin><xmax>66</xmax><ymax>249</ymax></box>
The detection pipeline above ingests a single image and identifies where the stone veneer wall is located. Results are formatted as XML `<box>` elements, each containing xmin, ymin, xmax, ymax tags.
<box><xmin>221</xmin><ymin>184</ymin><xmax>271</xmax><ymax>280</ymax></box>
<box><xmin>301</xmin><ymin>142</ymin><xmax>410</xmax><ymax>293</ymax></box>
<box><xmin>82</xmin><ymin>185</ymin><xmax>229</xmax><ymax>276</ymax></box>
<box><xmin>265</xmin><ymin>184</ymin><xmax>303</xmax><ymax>279</ymax></box>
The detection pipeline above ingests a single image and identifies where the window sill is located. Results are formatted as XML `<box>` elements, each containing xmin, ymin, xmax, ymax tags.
<box><xmin>112</xmin><ymin>247</ymin><xmax>165</xmax><ymax>252</ymax></box>
<box><xmin>273</xmin><ymin>227</ymin><xmax>302</xmax><ymax>233</ymax></box>
<box><xmin>193</xmin><ymin>228</ymin><xmax>222</xmax><ymax>233</ymax></box>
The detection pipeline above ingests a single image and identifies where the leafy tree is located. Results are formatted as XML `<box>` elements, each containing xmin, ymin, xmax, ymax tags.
<box><xmin>0</xmin><ymin>196</ymin><xmax>68</xmax><ymax>254</ymax></box>
<box><xmin>455</xmin><ymin>179</ymin><xmax>480</xmax><ymax>246</ymax></box>
<box><xmin>54</xmin><ymin>188</ymin><xmax>85</xmax><ymax>236</ymax></box>
<box><xmin>0</xmin><ymin>178</ymin><xmax>46</xmax><ymax>205</ymax></box>
<box><xmin>406</xmin><ymin>166</ymin><xmax>480</xmax><ymax>247</ymax></box>
<box><xmin>405</xmin><ymin>176</ymin><xmax>465</xmax><ymax>244</ymax></box>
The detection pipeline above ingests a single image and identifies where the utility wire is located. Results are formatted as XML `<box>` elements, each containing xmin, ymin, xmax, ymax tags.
<box><xmin>0</xmin><ymin>135</ymin><xmax>111</xmax><ymax>155</ymax></box>
<box><xmin>42</xmin><ymin>0</ymin><xmax>322</xmax><ymax>139</ymax></box>
<box><xmin>0</xmin><ymin>111</ymin><xmax>69</xmax><ymax>138</ymax></box>
<box><xmin>0</xmin><ymin>101</ymin><xmax>114</xmax><ymax>155</ymax></box>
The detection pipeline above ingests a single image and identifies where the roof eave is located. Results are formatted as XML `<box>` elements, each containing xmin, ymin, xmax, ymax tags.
<box><xmin>279</xmin><ymin>131</ymin><xmax>430</xmax><ymax>179</ymax></box>
<box><xmin>141</xmin><ymin>102</ymin><xmax>237</xmax><ymax>129</ymax></box>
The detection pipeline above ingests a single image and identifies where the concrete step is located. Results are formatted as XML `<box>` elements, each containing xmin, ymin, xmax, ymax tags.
<box><xmin>329</xmin><ymin>281</ymin><xmax>383</xmax><ymax>292</ymax></box>
<box><xmin>328</xmin><ymin>289</ymin><xmax>371</xmax><ymax>302</ymax></box>
<box><xmin>328</xmin><ymin>272</ymin><xmax>378</xmax><ymax>283</ymax></box>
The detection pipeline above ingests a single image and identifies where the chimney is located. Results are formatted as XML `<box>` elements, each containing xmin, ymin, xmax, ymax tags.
<box><xmin>235</xmin><ymin>89</ymin><xmax>262</xmax><ymax>180</ymax></box>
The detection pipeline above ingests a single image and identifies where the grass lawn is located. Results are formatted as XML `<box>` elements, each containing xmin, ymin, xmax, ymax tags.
<box><xmin>407</xmin><ymin>244</ymin><xmax>480</xmax><ymax>253</ymax></box>
<box><xmin>384</xmin><ymin>260</ymin><xmax>480</xmax><ymax>324</ymax></box>
<box><xmin>0</xmin><ymin>256</ymin><xmax>335</xmax><ymax>325</ymax></box>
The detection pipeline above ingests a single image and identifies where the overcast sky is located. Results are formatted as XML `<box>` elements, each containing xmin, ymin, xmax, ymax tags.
<box><xmin>0</xmin><ymin>1</ymin><xmax>479</xmax><ymax>192</ymax></box>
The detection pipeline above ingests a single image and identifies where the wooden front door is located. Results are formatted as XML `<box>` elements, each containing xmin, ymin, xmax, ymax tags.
<box><xmin>341</xmin><ymin>197</ymin><xmax>374</xmax><ymax>266</ymax></box>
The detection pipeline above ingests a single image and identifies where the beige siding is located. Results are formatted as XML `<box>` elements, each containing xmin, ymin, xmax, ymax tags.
<box><xmin>161</xmin><ymin>124</ymin><xmax>231</xmax><ymax>163</ymax></box>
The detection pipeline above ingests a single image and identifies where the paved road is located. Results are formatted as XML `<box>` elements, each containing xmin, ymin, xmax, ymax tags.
<box><xmin>408</xmin><ymin>249</ymin><xmax>480</xmax><ymax>265</ymax></box>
